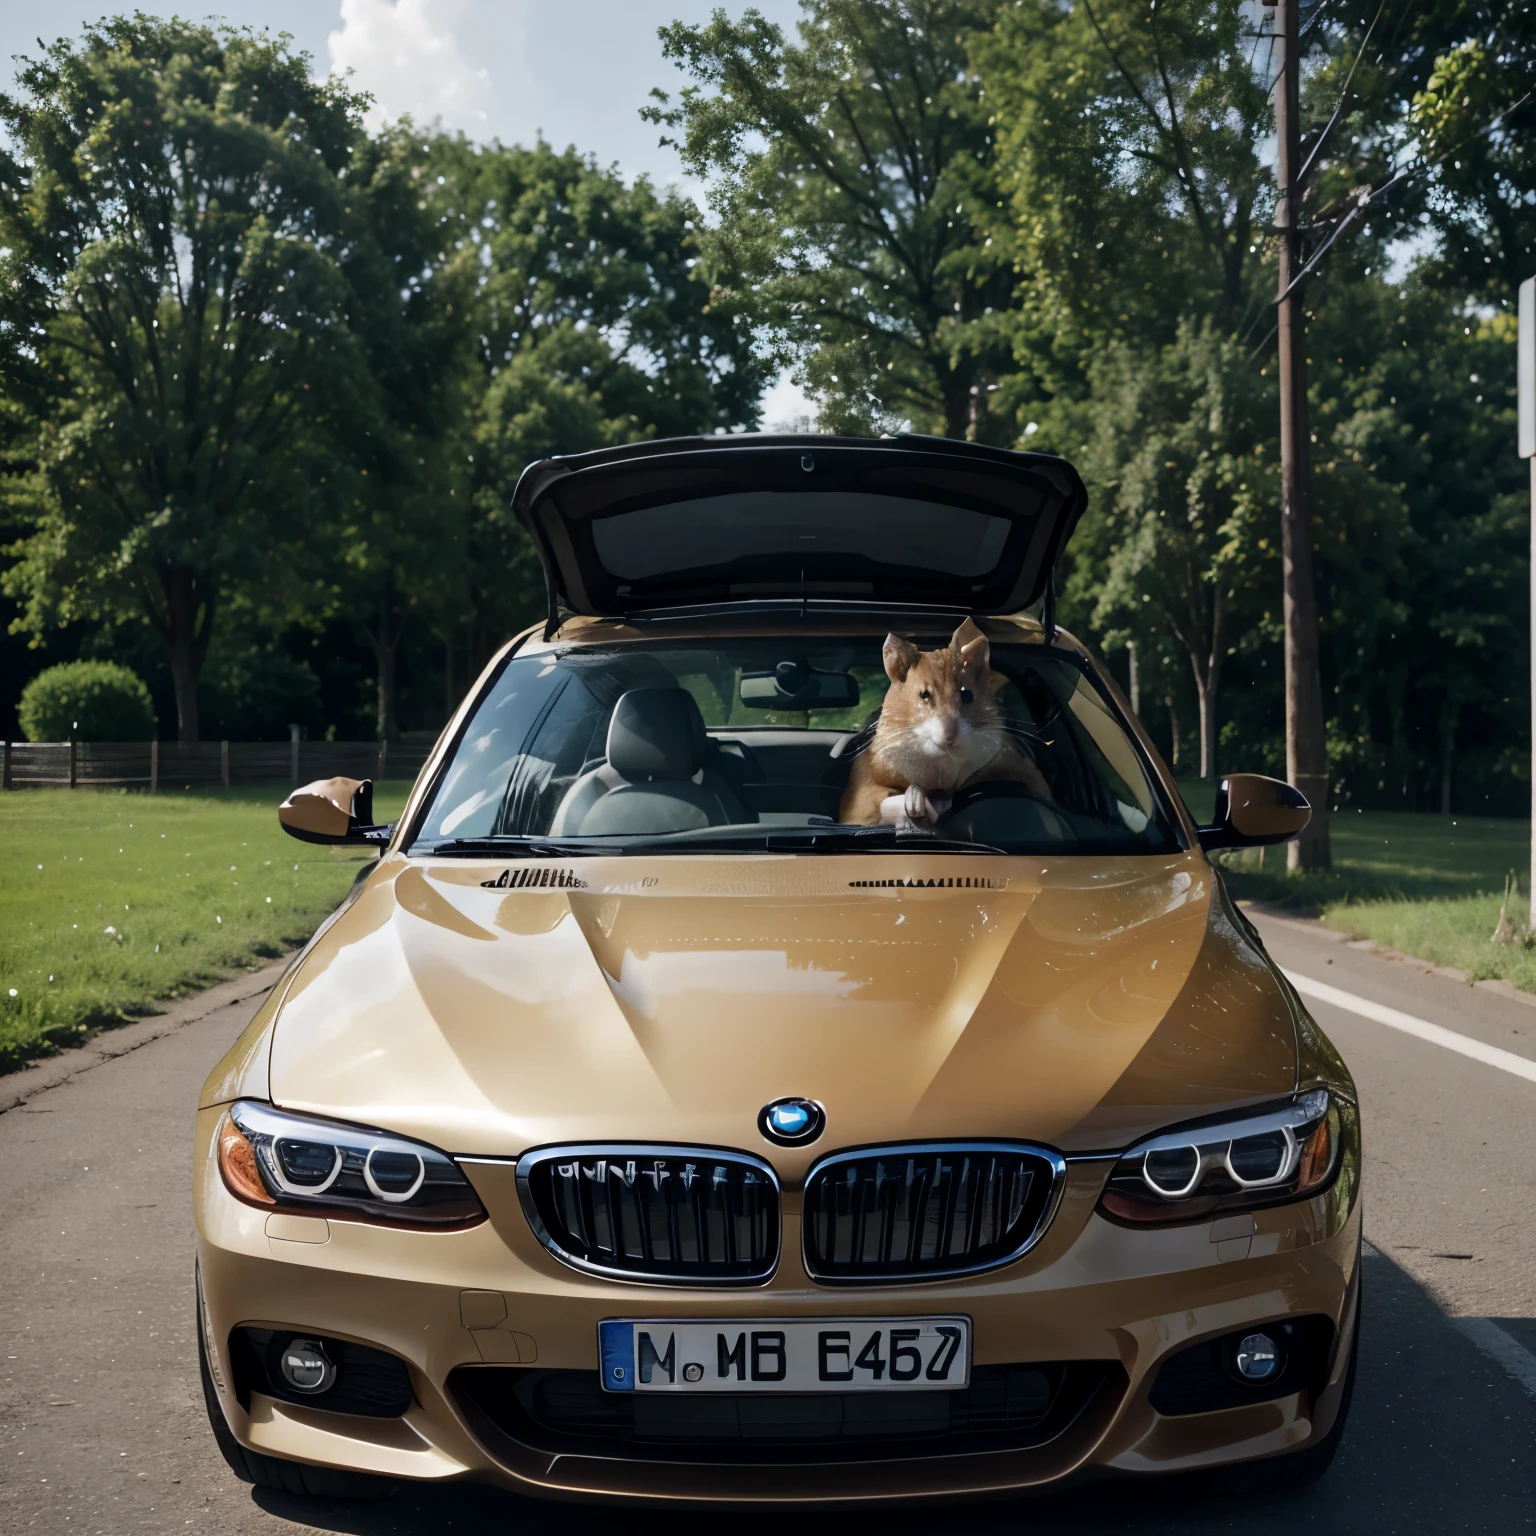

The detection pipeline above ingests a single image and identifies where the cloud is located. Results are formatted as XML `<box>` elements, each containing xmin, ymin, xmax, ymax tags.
<box><xmin>322</xmin><ymin>0</ymin><xmax>802</xmax><ymax>186</ymax></box>
<box><xmin>326</xmin><ymin>0</ymin><xmax>530</xmax><ymax>133</ymax></box>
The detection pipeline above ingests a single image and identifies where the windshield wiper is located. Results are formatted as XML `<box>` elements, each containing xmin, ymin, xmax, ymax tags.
<box><xmin>419</xmin><ymin>828</ymin><xmax>1011</xmax><ymax>858</ymax></box>
<box><xmin>769</xmin><ymin>827</ymin><xmax>1010</xmax><ymax>855</ymax></box>
<box><xmin>616</xmin><ymin>826</ymin><xmax>1011</xmax><ymax>857</ymax></box>
<box><xmin>417</xmin><ymin>836</ymin><xmax>616</xmax><ymax>858</ymax></box>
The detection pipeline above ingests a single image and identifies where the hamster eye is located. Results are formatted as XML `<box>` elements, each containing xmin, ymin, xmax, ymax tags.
<box><xmin>959</xmin><ymin>687</ymin><xmax>974</xmax><ymax>705</ymax></box>
<box><xmin>919</xmin><ymin>688</ymin><xmax>932</xmax><ymax>703</ymax></box>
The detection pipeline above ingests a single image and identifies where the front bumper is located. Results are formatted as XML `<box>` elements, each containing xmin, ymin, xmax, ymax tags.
<box><xmin>193</xmin><ymin>1105</ymin><xmax>1362</xmax><ymax>1505</ymax></box>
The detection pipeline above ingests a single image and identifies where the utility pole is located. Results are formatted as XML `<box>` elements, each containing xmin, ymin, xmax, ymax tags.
<box><xmin>1269</xmin><ymin>0</ymin><xmax>1331</xmax><ymax>870</ymax></box>
<box><xmin>1519</xmin><ymin>277</ymin><xmax>1534</xmax><ymax>926</ymax></box>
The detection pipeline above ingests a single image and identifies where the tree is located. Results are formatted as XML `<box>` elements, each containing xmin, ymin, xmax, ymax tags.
<box><xmin>976</xmin><ymin>0</ymin><xmax>1280</xmax><ymax>779</ymax></box>
<box><xmin>648</xmin><ymin>0</ymin><xmax>1016</xmax><ymax>440</ymax></box>
<box><xmin>1276</xmin><ymin>0</ymin><xmax>1536</xmax><ymax>309</ymax></box>
<box><xmin>413</xmin><ymin>136</ymin><xmax>771</xmax><ymax>657</ymax></box>
<box><xmin>313</xmin><ymin>122</ymin><xmax>478</xmax><ymax>741</ymax></box>
<box><xmin>976</xmin><ymin>0</ymin><xmax>1272</xmax><ymax>390</ymax></box>
<box><xmin>1304</xmin><ymin>275</ymin><xmax>1525</xmax><ymax>814</ymax></box>
<box><xmin>1063</xmin><ymin>320</ymin><xmax>1274</xmax><ymax>777</ymax></box>
<box><xmin>0</xmin><ymin>18</ymin><xmax>377</xmax><ymax>740</ymax></box>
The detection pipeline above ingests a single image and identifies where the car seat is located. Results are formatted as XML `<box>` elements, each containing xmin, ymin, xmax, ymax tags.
<box><xmin>550</xmin><ymin>687</ymin><xmax>748</xmax><ymax>837</ymax></box>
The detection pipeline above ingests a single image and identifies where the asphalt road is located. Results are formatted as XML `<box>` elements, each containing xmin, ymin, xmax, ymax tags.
<box><xmin>2</xmin><ymin>907</ymin><xmax>1534</xmax><ymax>1534</ymax></box>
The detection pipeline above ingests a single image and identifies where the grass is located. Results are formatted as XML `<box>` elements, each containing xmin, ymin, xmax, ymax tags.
<box><xmin>0</xmin><ymin>782</ymin><xmax>414</xmax><ymax>1075</ymax></box>
<box><xmin>1170</xmin><ymin>778</ymin><xmax>1536</xmax><ymax>991</ymax></box>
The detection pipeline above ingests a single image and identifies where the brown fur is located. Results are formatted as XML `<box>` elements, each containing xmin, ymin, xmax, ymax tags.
<box><xmin>837</xmin><ymin>619</ymin><xmax>1052</xmax><ymax>825</ymax></box>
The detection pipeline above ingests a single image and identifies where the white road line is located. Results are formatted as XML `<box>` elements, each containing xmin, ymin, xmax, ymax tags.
<box><xmin>1453</xmin><ymin>1318</ymin><xmax>1536</xmax><ymax>1406</ymax></box>
<box><xmin>1283</xmin><ymin>971</ymin><xmax>1536</xmax><ymax>1086</ymax></box>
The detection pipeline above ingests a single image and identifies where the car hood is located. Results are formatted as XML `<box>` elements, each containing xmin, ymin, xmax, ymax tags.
<box><xmin>261</xmin><ymin>851</ymin><xmax>1296</xmax><ymax>1169</ymax></box>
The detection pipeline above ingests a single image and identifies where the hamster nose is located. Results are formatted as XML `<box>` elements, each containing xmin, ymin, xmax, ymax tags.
<box><xmin>941</xmin><ymin>718</ymin><xmax>960</xmax><ymax>745</ymax></box>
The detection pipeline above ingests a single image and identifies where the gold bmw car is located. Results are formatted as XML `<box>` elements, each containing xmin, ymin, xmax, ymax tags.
<box><xmin>194</xmin><ymin>434</ymin><xmax>1359</xmax><ymax>1506</ymax></box>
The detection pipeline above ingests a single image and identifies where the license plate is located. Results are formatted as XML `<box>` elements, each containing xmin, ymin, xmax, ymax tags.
<box><xmin>598</xmin><ymin>1317</ymin><xmax>970</xmax><ymax>1394</ymax></box>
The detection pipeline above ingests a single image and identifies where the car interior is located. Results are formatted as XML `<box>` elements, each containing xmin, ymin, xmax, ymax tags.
<box><xmin>414</xmin><ymin>640</ymin><xmax>1181</xmax><ymax>855</ymax></box>
<box><xmin>549</xmin><ymin>687</ymin><xmax>855</xmax><ymax>836</ymax></box>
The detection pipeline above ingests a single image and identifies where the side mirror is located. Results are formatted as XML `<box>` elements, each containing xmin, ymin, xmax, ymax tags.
<box><xmin>1197</xmin><ymin>773</ymin><xmax>1311</xmax><ymax>853</ymax></box>
<box><xmin>279</xmin><ymin>777</ymin><xmax>394</xmax><ymax>847</ymax></box>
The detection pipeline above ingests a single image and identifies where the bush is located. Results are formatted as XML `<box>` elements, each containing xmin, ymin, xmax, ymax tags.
<box><xmin>18</xmin><ymin>661</ymin><xmax>157</xmax><ymax>742</ymax></box>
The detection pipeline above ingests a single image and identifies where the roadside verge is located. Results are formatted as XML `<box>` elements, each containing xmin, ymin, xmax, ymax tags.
<box><xmin>0</xmin><ymin>954</ymin><xmax>288</xmax><ymax>1113</ymax></box>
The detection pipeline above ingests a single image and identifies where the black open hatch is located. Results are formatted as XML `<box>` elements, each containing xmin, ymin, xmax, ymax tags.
<box><xmin>512</xmin><ymin>434</ymin><xmax>1087</xmax><ymax>624</ymax></box>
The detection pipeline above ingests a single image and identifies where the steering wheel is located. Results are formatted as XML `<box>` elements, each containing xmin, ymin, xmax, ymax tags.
<box><xmin>936</xmin><ymin>780</ymin><xmax>1058</xmax><ymax>825</ymax></box>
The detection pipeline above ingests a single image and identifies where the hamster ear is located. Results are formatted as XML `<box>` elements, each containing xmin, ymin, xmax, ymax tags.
<box><xmin>883</xmin><ymin>633</ymin><xmax>920</xmax><ymax>683</ymax></box>
<box><xmin>952</xmin><ymin>617</ymin><xmax>989</xmax><ymax>673</ymax></box>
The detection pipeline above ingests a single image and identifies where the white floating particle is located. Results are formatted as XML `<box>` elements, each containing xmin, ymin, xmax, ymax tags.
<box><xmin>7</xmin><ymin>988</ymin><xmax>15</xmax><ymax>998</ymax></box>
<box><xmin>216</xmin><ymin>916</ymin><xmax>222</xmax><ymax>924</ymax></box>
<box><xmin>104</xmin><ymin>926</ymin><xmax>116</xmax><ymax>935</ymax></box>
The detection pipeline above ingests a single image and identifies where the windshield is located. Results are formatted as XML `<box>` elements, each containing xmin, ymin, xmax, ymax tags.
<box><xmin>408</xmin><ymin>635</ymin><xmax>1183</xmax><ymax>857</ymax></box>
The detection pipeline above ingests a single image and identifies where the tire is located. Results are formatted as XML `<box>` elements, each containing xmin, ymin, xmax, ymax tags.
<box><xmin>196</xmin><ymin>1278</ymin><xmax>395</xmax><ymax>1502</ymax></box>
<box><xmin>1196</xmin><ymin>1291</ymin><xmax>1360</xmax><ymax>1499</ymax></box>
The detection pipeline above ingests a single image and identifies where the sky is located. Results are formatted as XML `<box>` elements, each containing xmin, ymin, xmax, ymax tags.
<box><xmin>0</xmin><ymin>0</ymin><xmax>814</xmax><ymax>422</ymax></box>
<box><xmin>0</xmin><ymin>1</ymin><xmax>801</xmax><ymax>186</ymax></box>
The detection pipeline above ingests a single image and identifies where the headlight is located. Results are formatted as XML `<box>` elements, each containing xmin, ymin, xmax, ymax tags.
<box><xmin>1097</xmin><ymin>1089</ymin><xmax>1348</xmax><ymax>1226</ymax></box>
<box><xmin>217</xmin><ymin>1100</ymin><xmax>485</xmax><ymax>1229</ymax></box>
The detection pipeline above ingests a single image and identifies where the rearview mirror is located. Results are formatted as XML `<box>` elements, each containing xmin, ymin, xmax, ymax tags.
<box><xmin>739</xmin><ymin>660</ymin><xmax>860</xmax><ymax>710</ymax></box>
<box><xmin>279</xmin><ymin>777</ymin><xmax>394</xmax><ymax>847</ymax></box>
<box><xmin>1197</xmin><ymin>774</ymin><xmax>1311</xmax><ymax>853</ymax></box>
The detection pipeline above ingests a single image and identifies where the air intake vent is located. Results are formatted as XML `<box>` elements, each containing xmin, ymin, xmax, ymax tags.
<box><xmin>517</xmin><ymin>1145</ymin><xmax>780</xmax><ymax>1285</ymax></box>
<box><xmin>803</xmin><ymin>1143</ymin><xmax>1064</xmax><ymax>1283</ymax></box>
<box><xmin>480</xmin><ymin>867</ymin><xmax>587</xmax><ymax>890</ymax></box>
<box><xmin>848</xmin><ymin>876</ymin><xmax>1008</xmax><ymax>889</ymax></box>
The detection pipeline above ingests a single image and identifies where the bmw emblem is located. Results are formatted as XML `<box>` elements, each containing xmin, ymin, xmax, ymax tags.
<box><xmin>758</xmin><ymin>1097</ymin><xmax>825</xmax><ymax>1146</ymax></box>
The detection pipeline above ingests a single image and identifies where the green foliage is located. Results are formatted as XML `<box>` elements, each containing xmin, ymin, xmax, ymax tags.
<box><xmin>1301</xmin><ymin>278</ymin><xmax>1526</xmax><ymax>812</ymax></box>
<box><xmin>975</xmin><ymin>0</ymin><xmax>1280</xmax><ymax>773</ymax></box>
<box><xmin>649</xmin><ymin>0</ymin><xmax>1015</xmax><ymax>438</ymax></box>
<box><xmin>971</xmin><ymin>0</ymin><xmax>1531</xmax><ymax>810</ymax></box>
<box><xmin>1321</xmin><ymin>2</ymin><xmax>1536</xmax><ymax>302</ymax></box>
<box><xmin>1060</xmin><ymin>320</ymin><xmax>1276</xmax><ymax>774</ymax></box>
<box><xmin>18</xmin><ymin>660</ymin><xmax>155</xmax><ymax>741</ymax></box>
<box><xmin>0</xmin><ymin>28</ymin><xmax>769</xmax><ymax>746</ymax></box>
<box><xmin>977</xmin><ymin>0</ymin><xmax>1271</xmax><ymax>388</ymax></box>
<box><xmin>0</xmin><ymin>17</ymin><xmax>386</xmax><ymax>743</ymax></box>
<box><xmin>409</xmin><ymin>136</ymin><xmax>772</xmax><ymax>652</ymax></box>
<box><xmin>0</xmin><ymin>2</ymin><xmax>1527</xmax><ymax>827</ymax></box>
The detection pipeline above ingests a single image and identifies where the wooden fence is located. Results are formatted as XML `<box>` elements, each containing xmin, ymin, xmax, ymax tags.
<box><xmin>0</xmin><ymin>739</ymin><xmax>434</xmax><ymax>791</ymax></box>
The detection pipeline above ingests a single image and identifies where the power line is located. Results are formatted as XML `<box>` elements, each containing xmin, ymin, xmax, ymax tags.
<box><xmin>1276</xmin><ymin>83</ymin><xmax>1535</xmax><ymax>305</ymax></box>
<box><xmin>1296</xmin><ymin>0</ymin><xmax>1388</xmax><ymax>188</ymax></box>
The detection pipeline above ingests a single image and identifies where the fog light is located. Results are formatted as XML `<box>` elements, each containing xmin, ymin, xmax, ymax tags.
<box><xmin>1235</xmin><ymin>1332</ymin><xmax>1280</xmax><ymax>1382</ymax></box>
<box><xmin>279</xmin><ymin>1337</ymin><xmax>335</xmax><ymax>1395</ymax></box>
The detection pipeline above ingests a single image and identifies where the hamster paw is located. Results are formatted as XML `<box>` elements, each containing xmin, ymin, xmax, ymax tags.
<box><xmin>903</xmin><ymin>785</ymin><xmax>951</xmax><ymax>825</ymax></box>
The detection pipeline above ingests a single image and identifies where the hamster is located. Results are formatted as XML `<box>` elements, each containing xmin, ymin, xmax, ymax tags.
<box><xmin>837</xmin><ymin>618</ymin><xmax>1051</xmax><ymax>826</ymax></box>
